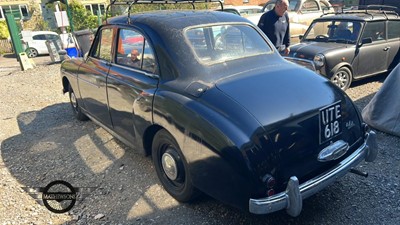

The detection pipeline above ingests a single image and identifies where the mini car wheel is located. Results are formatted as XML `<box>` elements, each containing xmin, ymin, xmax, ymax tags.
<box><xmin>331</xmin><ymin>67</ymin><xmax>352</xmax><ymax>91</ymax></box>
<box><xmin>26</xmin><ymin>48</ymin><xmax>38</xmax><ymax>58</ymax></box>
<box><xmin>152</xmin><ymin>129</ymin><xmax>199</xmax><ymax>202</ymax></box>
<box><xmin>68</xmin><ymin>84</ymin><xmax>88</xmax><ymax>121</ymax></box>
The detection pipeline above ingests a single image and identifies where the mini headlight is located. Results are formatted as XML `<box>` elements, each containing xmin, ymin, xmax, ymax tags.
<box><xmin>313</xmin><ymin>54</ymin><xmax>325</xmax><ymax>67</ymax></box>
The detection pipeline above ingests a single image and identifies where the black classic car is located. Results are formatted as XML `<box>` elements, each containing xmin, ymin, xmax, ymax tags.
<box><xmin>286</xmin><ymin>6</ymin><xmax>400</xmax><ymax>90</ymax></box>
<box><xmin>60</xmin><ymin>0</ymin><xmax>377</xmax><ymax>217</ymax></box>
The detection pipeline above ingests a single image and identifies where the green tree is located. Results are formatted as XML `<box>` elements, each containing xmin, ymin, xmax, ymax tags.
<box><xmin>24</xmin><ymin>0</ymin><xmax>49</xmax><ymax>31</ymax></box>
<box><xmin>69</xmin><ymin>0</ymin><xmax>99</xmax><ymax>31</ymax></box>
<box><xmin>0</xmin><ymin>21</ymin><xmax>10</xmax><ymax>39</ymax></box>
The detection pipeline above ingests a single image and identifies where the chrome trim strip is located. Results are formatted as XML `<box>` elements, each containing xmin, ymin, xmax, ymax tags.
<box><xmin>249</xmin><ymin>131</ymin><xmax>377</xmax><ymax>216</ymax></box>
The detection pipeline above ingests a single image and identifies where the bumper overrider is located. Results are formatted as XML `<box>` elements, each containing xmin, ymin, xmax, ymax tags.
<box><xmin>283</xmin><ymin>57</ymin><xmax>316</xmax><ymax>72</ymax></box>
<box><xmin>249</xmin><ymin>130</ymin><xmax>378</xmax><ymax>217</ymax></box>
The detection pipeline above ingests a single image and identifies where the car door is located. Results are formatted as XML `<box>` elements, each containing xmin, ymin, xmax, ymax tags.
<box><xmin>77</xmin><ymin>26</ymin><xmax>113</xmax><ymax>128</ymax></box>
<box><xmin>106</xmin><ymin>28</ymin><xmax>159</xmax><ymax>148</ymax></box>
<box><xmin>386</xmin><ymin>20</ymin><xmax>400</xmax><ymax>70</ymax></box>
<box><xmin>355</xmin><ymin>21</ymin><xmax>389</xmax><ymax>77</ymax></box>
<box><xmin>31</xmin><ymin>34</ymin><xmax>48</xmax><ymax>54</ymax></box>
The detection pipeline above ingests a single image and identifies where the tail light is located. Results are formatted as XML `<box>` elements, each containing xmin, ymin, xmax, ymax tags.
<box><xmin>262</xmin><ymin>174</ymin><xmax>276</xmax><ymax>197</ymax></box>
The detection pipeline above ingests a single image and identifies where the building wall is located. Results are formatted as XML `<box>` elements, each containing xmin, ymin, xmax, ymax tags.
<box><xmin>1</xmin><ymin>0</ymin><xmax>107</xmax><ymax>27</ymax></box>
<box><xmin>0</xmin><ymin>0</ymin><xmax>39</xmax><ymax>6</ymax></box>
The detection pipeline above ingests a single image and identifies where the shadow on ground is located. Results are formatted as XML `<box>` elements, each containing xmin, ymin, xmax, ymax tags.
<box><xmin>1</xmin><ymin>90</ymin><xmax>396</xmax><ymax>224</ymax></box>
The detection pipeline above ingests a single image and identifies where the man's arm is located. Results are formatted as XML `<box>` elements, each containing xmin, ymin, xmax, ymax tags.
<box><xmin>284</xmin><ymin>12</ymin><xmax>290</xmax><ymax>48</ymax></box>
<box><xmin>257</xmin><ymin>13</ymin><xmax>267</xmax><ymax>32</ymax></box>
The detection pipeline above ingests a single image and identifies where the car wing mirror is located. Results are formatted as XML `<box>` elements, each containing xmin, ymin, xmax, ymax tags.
<box><xmin>299</xmin><ymin>35</ymin><xmax>303</xmax><ymax>40</ymax></box>
<box><xmin>360</xmin><ymin>37</ymin><xmax>372</xmax><ymax>46</ymax></box>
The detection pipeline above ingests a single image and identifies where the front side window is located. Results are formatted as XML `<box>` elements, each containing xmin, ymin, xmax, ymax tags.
<box><xmin>92</xmin><ymin>28</ymin><xmax>113</xmax><ymax>61</ymax></box>
<box><xmin>361</xmin><ymin>21</ymin><xmax>386</xmax><ymax>42</ymax></box>
<box><xmin>33</xmin><ymin>34</ymin><xmax>46</xmax><ymax>40</ymax></box>
<box><xmin>186</xmin><ymin>24</ymin><xmax>272</xmax><ymax>64</ymax></box>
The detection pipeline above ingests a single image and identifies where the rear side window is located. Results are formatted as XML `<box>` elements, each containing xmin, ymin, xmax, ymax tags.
<box><xmin>301</xmin><ymin>0</ymin><xmax>319</xmax><ymax>12</ymax></box>
<box><xmin>46</xmin><ymin>34</ymin><xmax>59</xmax><ymax>41</ymax></box>
<box><xmin>320</xmin><ymin>1</ymin><xmax>330</xmax><ymax>11</ymax></box>
<box><xmin>92</xmin><ymin>28</ymin><xmax>113</xmax><ymax>61</ymax></box>
<box><xmin>116</xmin><ymin>29</ymin><xmax>158</xmax><ymax>74</ymax></box>
<box><xmin>388</xmin><ymin>20</ymin><xmax>400</xmax><ymax>39</ymax></box>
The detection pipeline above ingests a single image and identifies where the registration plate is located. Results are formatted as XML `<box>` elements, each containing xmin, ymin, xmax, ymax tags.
<box><xmin>319</xmin><ymin>101</ymin><xmax>342</xmax><ymax>144</ymax></box>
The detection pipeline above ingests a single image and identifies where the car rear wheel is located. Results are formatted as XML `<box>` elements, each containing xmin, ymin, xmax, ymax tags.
<box><xmin>152</xmin><ymin>129</ymin><xmax>200</xmax><ymax>202</ymax></box>
<box><xmin>26</xmin><ymin>48</ymin><xmax>39</xmax><ymax>58</ymax></box>
<box><xmin>331</xmin><ymin>67</ymin><xmax>352</xmax><ymax>91</ymax></box>
<box><xmin>68</xmin><ymin>84</ymin><xmax>88</xmax><ymax>121</ymax></box>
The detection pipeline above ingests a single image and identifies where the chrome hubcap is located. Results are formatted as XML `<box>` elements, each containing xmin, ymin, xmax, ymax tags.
<box><xmin>333</xmin><ymin>72</ymin><xmax>348</xmax><ymax>89</ymax></box>
<box><xmin>161</xmin><ymin>152</ymin><xmax>178</xmax><ymax>180</ymax></box>
<box><xmin>28</xmin><ymin>49</ymin><xmax>37</xmax><ymax>58</ymax></box>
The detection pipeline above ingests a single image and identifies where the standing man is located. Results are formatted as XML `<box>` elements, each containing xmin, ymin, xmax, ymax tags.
<box><xmin>258</xmin><ymin>0</ymin><xmax>290</xmax><ymax>55</ymax></box>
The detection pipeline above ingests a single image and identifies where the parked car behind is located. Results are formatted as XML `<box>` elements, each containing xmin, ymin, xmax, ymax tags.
<box><xmin>60</xmin><ymin>1</ymin><xmax>377</xmax><ymax>217</ymax></box>
<box><xmin>246</xmin><ymin>0</ymin><xmax>333</xmax><ymax>44</ymax></box>
<box><xmin>286</xmin><ymin>6</ymin><xmax>400</xmax><ymax>90</ymax></box>
<box><xmin>216</xmin><ymin>5</ymin><xmax>263</xmax><ymax>17</ymax></box>
<box><xmin>21</xmin><ymin>31</ymin><xmax>61</xmax><ymax>58</ymax></box>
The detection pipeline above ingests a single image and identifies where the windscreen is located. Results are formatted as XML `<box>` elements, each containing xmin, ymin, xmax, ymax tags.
<box><xmin>303</xmin><ymin>20</ymin><xmax>363</xmax><ymax>44</ymax></box>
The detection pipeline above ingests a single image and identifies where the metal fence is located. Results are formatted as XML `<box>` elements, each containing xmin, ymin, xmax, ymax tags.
<box><xmin>0</xmin><ymin>39</ymin><xmax>13</xmax><ymax>53</ymax></box>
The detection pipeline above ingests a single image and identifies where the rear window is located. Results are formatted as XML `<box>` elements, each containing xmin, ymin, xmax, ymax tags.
<box><xmin>185</xmin><ymin>24</ymin><xmax>272</xmax><ymax>64</ymax></box>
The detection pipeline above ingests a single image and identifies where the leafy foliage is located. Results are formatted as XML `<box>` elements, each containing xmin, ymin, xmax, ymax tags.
<box><xmin>0</xmin><ymin>21</ymin><xmax>10</xmax><ymax>39</ymax></box>
<box><xmin>110</xmin><ymin>2</ymin><xmax>216</xmax><ymax>16</ymax></box>
<box><xmin>69</xmin><ymin>0</ymin><xmax>101</xmax><ymax>31</ymax></box>
<box><xmin>23</xmin><ymin>0</ymin><xmax>49</xmax><ymax>31</ymax></box>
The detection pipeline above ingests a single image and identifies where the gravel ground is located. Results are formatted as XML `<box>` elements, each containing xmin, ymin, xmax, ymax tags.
<box><xmin>1</xmin><ymin>64</ymin><xmax>399</xmax><ymax>225</ymax></box>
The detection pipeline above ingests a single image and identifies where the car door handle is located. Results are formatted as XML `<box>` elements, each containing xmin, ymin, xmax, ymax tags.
<box><xmin>383</xmin><ymin>47</ymin><xmax>390</xmax><ymax>51</ymax></box>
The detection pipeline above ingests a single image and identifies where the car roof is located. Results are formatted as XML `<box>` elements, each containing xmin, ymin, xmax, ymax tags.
<box><xmin>30</xmin><ymin>31</ymin><xmax>59</xmax><ymax>35</ymax></box>
<box><xmin>317</xmin><ymin>10</ymin><xmax>400</xmax><ymax>22</ymax></box>
<box><xmin>107</xmin><ymin>10</ymin><xmax>250</xmax><ymax>29</ymax></box>
<box><xmin>223</xmin><ymin>5</ymin><xmax>262</xmax><ymax>10</ymax></box>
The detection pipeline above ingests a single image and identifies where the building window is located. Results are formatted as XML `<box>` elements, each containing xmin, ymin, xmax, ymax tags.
<box><xmin>85</xmin><ymin>4</ymin><xmax>106</xmax><ymax>16</ymax></box>
<box><xmin>0</xmin><ymin>5</ymin><xmax>29</xmax><ymax>20</ymax></box>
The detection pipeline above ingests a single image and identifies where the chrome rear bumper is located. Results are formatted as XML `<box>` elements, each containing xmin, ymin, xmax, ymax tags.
<box><xmin>249</xmin><ymin>131</ymin><xmax>378</xmax><ymax>217</ymax></box>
